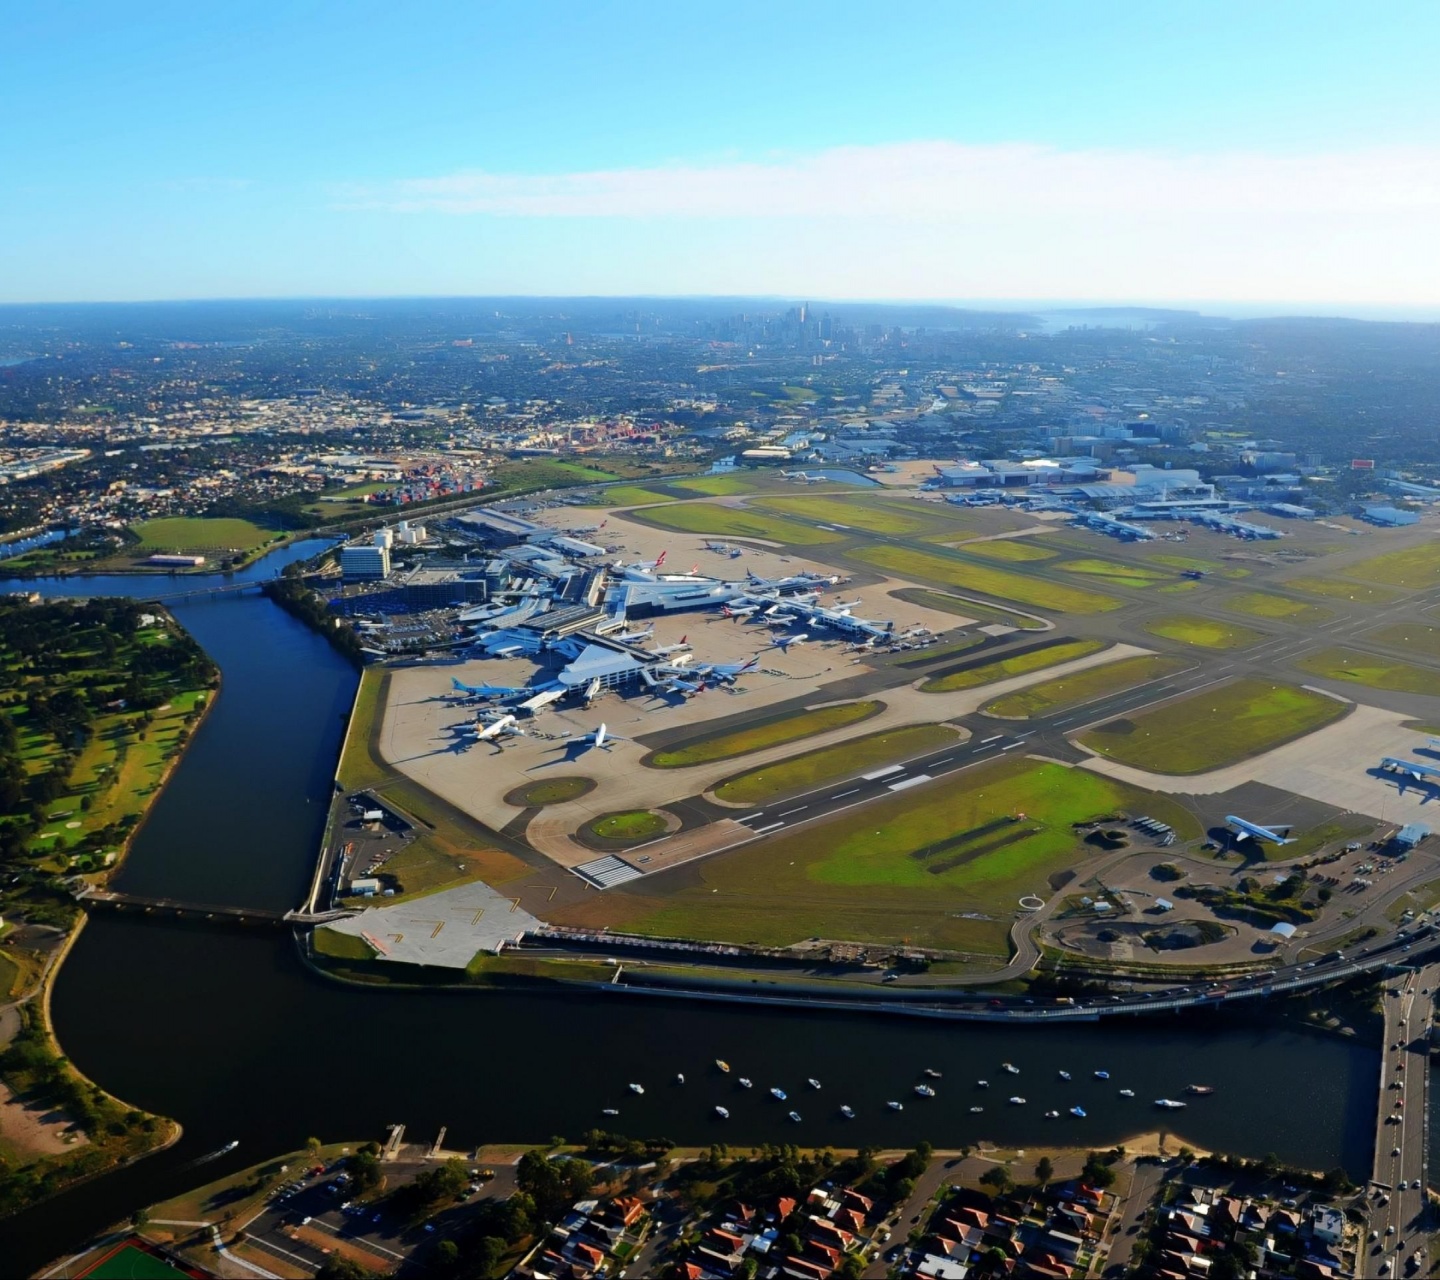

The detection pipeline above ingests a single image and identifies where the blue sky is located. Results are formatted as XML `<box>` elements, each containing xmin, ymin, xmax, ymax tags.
<box><xmin>4</xmin><ymin>0</ymin><xmax>1439</xmax><ymax>308</ymax></box>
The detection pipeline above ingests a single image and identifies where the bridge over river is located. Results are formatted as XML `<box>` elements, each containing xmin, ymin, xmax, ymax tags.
<box><xmin>76</xmin><ymin>888</ymin><xmax>355</xmax><ymax>928</ymax></box>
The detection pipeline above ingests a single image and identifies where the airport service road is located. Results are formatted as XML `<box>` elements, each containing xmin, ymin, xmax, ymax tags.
<box><xmin>1369</xmin><ymin>960</ymin><xmax>1439</xmax><ymax>1277</ymax></box>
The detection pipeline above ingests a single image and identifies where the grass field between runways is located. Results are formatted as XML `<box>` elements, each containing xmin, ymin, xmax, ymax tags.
<box><xmin>1293</xmin><ymin>648</ymin><xmax>1440</xmax><ymax>695</ymax></box>
<box><xmin>960</xmin><ymin>539</ymin><xmax>1058</xmax><ymax>563</ymax></box>
<box><xmin>1056</xmin><ymin>558</ymin><xmax>1172</xmax><ymax>587</ymax></box>
<box><xmin>755</xmin><ymin>494</ymin><xmax>952</xmax><ymax>537</ymax></box>
<box><xmin>613</xmin><ymin>758</ymin><xmax>1200</xmax><ymax>953</ymax></box>
<box><xmin>1143</xmin><ymin>614</ymin><xmax>1267</xmax><ymax>650</ymax></box>
<box><xmin>1223</xmin><ymin>592</ymin><xmax>1332</xmax><ymax>623</ymax></box>
<box><xmin>889</xmin><ymin>587</ymin><xmax>1049</xmax><ymax>630</ymax></box>
<box><xmin>632</xmin><ymin>502</ymin><xmax>844</xmax><ymax>545</ymax></box>
<box><xmin>982</xmin><ymin>654</ymin><xmax>1192</xmax><ymax>719</ymax></box>
<box><xmin>1364</xmin><ymin>623</ymin><xmax>1440</xmax><ymax>660</ymax></box>
<box><xmin>1077</xmin><ymin>678</ymin><xmax>1348</xmax><ymax>774</ymax></box>
<box><xmin>854</xmin><ymin>545</ymin><xmax>1123</xmax><ymax>613</ymax></box>
<box><xmin>1285</xmin><ymin>576</ymin><xmax>1401</xmax><ymax>604</ymax></box>
<box><xmin>1336</xmin><ymin>541</ymin><xmax>1440</xmax><ymax>589</ymax></box>
<box><xmin>920</xmin><ymin>639</ymin><xmax>1107</xmax><ymax>693</ymax></box>
<box><xmin>647</xmin><ymin>700</ymin><xmax>882</xmax><ymax>767</ymax></box>
<box><xmin>712</xmin><ymin>724</ymin><xmax>962</xmax><ymax>805</ymax></box>
<box><xmin>599</xmin><ymin>484</ymin><xmax>676</xmax><ymax>506</ymax></box>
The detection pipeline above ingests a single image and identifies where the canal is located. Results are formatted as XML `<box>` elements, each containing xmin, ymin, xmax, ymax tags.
<box><xmin>0</xmin><ymin>548</ymin><xmax>1383</xmax><ymax>1268</ymax></box>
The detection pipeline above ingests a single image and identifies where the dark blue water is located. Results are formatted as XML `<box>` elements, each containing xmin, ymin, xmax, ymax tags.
<box><xmin>0</xmin><ymin>546</ymin><xmax>1381</xmax><ymax>1269</ymax></box>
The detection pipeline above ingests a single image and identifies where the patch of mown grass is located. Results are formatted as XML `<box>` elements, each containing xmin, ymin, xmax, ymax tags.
<box><xmin>1286</xmin><ymin>576</ymin><xmax>1401</xmax><ymax>604</ymax></box>
<box><xmin>337</xmin><ymin>667</ymin><xmax>389</xmax><ymax>792</ymax></box>
<box><xmin>632</xmin><ymin>502</ymin><xmax>844</xmax><ymax>545</ymax></box>
<box><xmin>713</xmin><ymin>724</ymin><xmax>962</xmax><ymax>805</ymax></box>
<box><xmin>1293</xmin><ymin>648</ymin><xmax>1440</xmax><ymax>695</ymax></box>
<box><xmin>585</xmin><ymin>810</ymin><xmax>669</xmax><ymax>842</ymax></box>
<box><xmin>961</xmin><ymin>540</ymin><xmax>1058</xmax><ymax>563</ymax></box>
<box><xmin>648</xmin><ymin>700</ymin><xmax>882</xmax><ymax>767</ymax></box>
<box><xmin>600</xmin><ymin>485</ymin><xmax>676</xmax><ymax>506</ymax></box>
<box><xmin>505</xmin><ymin>775</ymin><xmax>595</xmax><ymax>806</ymax></box>
<box><xmin>1341</xmin><ymin>541</ymin><xmax>1440</xmax><ymax>589</ymax></box>
<box><xmin>132</xmin><ymin>515</ymin><xmax>282</xmax><ymax>551</ymax></box>
<box><xmin>313</xmin><ymin>927</ymin><xmax>375</xmax><ymax>960</ymax></box>
<box><xmin>1056</xmin><ymin>558</ymin><xmax>1172</xmax><ymax>587</ymax></box>
<box><xmin>669</xmin><ymin>474</ymin><xmax>762</xmax><ymax>496</ymax></box>
<box><xmin>1366</xmin><ymin>623</ymin><xmax>1440</xmax><ymax>659</ymax></box>
<box><xmin>1224</xmin><ymin>592</ymin><xmax>1332</xmax><ymax>623</ymax></box>
<box><xmin>889</xmin><ymin>587</ymin><xmax>1050</xmax><ymax>630</ymax></box>
<box><xmin>982</xmin><ymin>654</ymin><xmax>1192</xmax><ymax>719</ymax></box>
<box><xmin>616</xmin><ymin>758</ymin><xmax>1199</xmax><ymax>953</ymax></box>
<box><xmin>1078</xmin><ymin>678</ymin><xmax>1347</xmax><ymax>774</ymax></box>
<box><xmin>755</xmin><ymin>494</ymin><xmax>945</xmax><ymax>536</ymax></box>
<box><xmin>920</xmin><ymin>639</ymin><xmax>1107</xmax><ymax>693</ymax></box>
<box><xmin>855</xmin><ymin>545</ymin><xmax>1122</xmax><ymax>613</ymax></box>
<box><xmin>1143</xmin><ymin>614</ymin><xmax>1267</xmax><ymax>650</ymax></box>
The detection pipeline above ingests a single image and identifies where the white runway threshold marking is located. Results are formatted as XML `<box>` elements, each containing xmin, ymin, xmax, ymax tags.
<box><xmin>737</xmin><ymin>813</ymin><xmax>765</xmax><ymax>823</ymax></box>
<box><xmin>888</xmin><ymin>774</ymin><xmax>933</xmax><ymax>792</ymax></box>
<box><xmin>752</xmin><ymin>821</ymin><xmax>784</xmax><ymax>834</ymax></box>
<box><xmin>862</xmin><ymin>764</ymin><xmax>905</xmax><ymax>780</ymax></box>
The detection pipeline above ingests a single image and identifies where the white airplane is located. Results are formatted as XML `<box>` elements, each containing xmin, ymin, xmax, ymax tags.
<box><xmin>614</xmin><ymin>626</ymin><xmax>655</xmax><ymax>645</ymax></box>
<box><xmin>1225</xmin><ymin>816</ymin><xmax>1295</xmax><ymax>845</ymax></box>
<box><xmin>767</xmin><ymin>633</ymin><xmax>810</xmax><ymax>652</ymax></box>
<box><xmin>580</xmin><ymin>677</ymin><xmax>603</xmax><ymax>706</ymax></box>
<box><xmin>572</xmin><ymin>723</ymin><xmax>627</xmax><ymax>751</ymax></box>
<box><xmin>721</xmin><ymin>603</ymin><xmax>759</xmax><ymax>619</ymax></box>
<box><xmin>649</xmin><ymin>635</ymin><xmax>691</xmax><ymax>657</ymax></box>
<box><xmin>475</xmin><ymin>714</ymin><xmax>525</xmax><ymax>742</ymax></box>
<box><xmin>633</xmin><ymin>550</ymin><xmax>668</xmax><ymax>571</ymax></box>
<box><xmin>765</xmin><ymin>614</ymin><xmax>798</xmax><ymax>628</ymax></box>
<box><xmin>701</xmin><ymin>656</ymin><xmax>761</xmax><ymax>683</ymax></box>
<box><xmin>1382</xmin><ymin>757</ymin><xmax>1440</xmax><ymax>783</ymax></box>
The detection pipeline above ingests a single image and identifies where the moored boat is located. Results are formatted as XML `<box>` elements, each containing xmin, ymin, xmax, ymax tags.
<box><xmin>1155</xmin><ymin>1098</ymin><xmax>1187</xmax><ymax>1109</ymax></box>
<box><xmin>1070</xmin><ymin>1106</ymin><xmax>1087</xmax><ymax>1118</ymax></box>
<box><xmin>628</xmin><ymin>1083</ymin><xmax>645</xmax><ymax>1094</ymax></box>
<box><xmin>1094</xmin><ymin>1070</ymin><xmax>1110</xmax><ymax>1080</ymax></box>
<box><xmin>1058</xmin><ymin>1070</ymin><xmax>1072</xmax><ymax>1081</ymax></box>
<box><xmin>915</xmin><ymin>1084</ymin><xmax>936</xmax><ymax>1098</ymax></box>
<box><xmin>839</xmin><ymin>1105</ymin><xmax>855</xmax><ymax>1119</ymax></box>
<box><xmin>1186</xmin><ymin>1084</ymin><xmax>1214</xmax><ymax>1095</ymax></box>
<box><xmin>602</xmin><ymin>1108</ymin><xmax>620</xmax><ymax>1116</ymax></box>
<box><xmin>970</xmin><ymin>1106</ymin><xmax>984</xmax><ymax>1113</ymax></box>
<box><xmin>714</xmin><ymin>1106</ymin><xmax>730</xmax><ymax>1119</ymax></box>
<box><xmin>716</xmin><ymin>1059</ymin><xmax>731</xmax><ymax>1073</ymax></box>
<box><xmin>788</xmin><ymin>1110</ymin><xmax>802</xmax><ymax>1123</ymax></box>
<box><xmin>807</xmin><ymin>1077</ymin><xmax>822</xmax><ymax>1090</ymax></box>
<box><xmin>1002</xmin><ymin>1062</ymin><xmax>1020</xmax><ymax>1074</ymax></box>
<box><xmin>887</xmin><ymin>1100</ymin><xmax>904</xmax><ymax>1111</ymax></box>
<box><xmin>924</xmin><ymin>1068</ymin><xmax>942</xmax><ymax>1079</ymax></box>
<box><xmin>1044</xmin><ymin>1109</ymin><xmax>1060</xmax><ymax>1118</ymax></box>
<box><xmin>976</xmin><ymin>1079</ymin><xmax>990</xmax><ymax>1088</ymax></box>
<box><xmin>1008</xmin><ymin>1096</ymin><xmax>1026</xmax><ymax>1105</ymax></box>
<box><xmin>770</xmin><ymin>1086</ymin><xmax>787</xmax><ymax>1101</ymax></box>
<box><xmin>675</xmin><ymin>1073</ymin><xmax>685</xmax><ymax>1085</ymax></box>
<box><xmin>738</xmin><ymin>1077</ymin><xmax>753</xmax><ymax>1089</ymax></box>
<box><xmin>1119</xmin><ymin>1089</ymin><xmax>1135</xmax><ymax>1098</ymax></box>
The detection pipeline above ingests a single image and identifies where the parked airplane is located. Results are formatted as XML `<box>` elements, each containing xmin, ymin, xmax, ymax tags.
<box><xmin>1381</xmin><ymin>757</ymin><xmax>1440</xmax><ymax>782</ymax></box>
<box><xmin>475</xmin><ymin>714</ymin><xmax>525</xmax><ymax>742</ymax></box>
<box><xmin>573</xmin><ymin>723</ymin><xmax>627</xmax><ymax>751</ymax></box>
<box><xmin>766</xmin><ymin>632</ymin><xmax>810</xmax><ymax>652</ymax></box>
<box><xmin>721</xmin><ymin>603</ymin><xmax>758</xmax><ymax>619</ymax></box>
<box><xmin>516</xmin><ymin>688</ymin><xmax>565</xmax><ymax>715</ymax></box>
<box><xmin>614</xmin><ymin>626</ymin><xmax>655</xmax><ymax>645</ymax></box>
<box><xmin>1225</xmin><ymin>816</ymin><xmax>1295</xmax><ymax>845</ymax></box>
<box><xmin>580</xmin><ymin>678</ymin><xmax>603</xmax><ymax>706</ymax></box>
<box><xmin>649</xmin><ymin>636</ymin><xmax>691</xmax><ymax>657</ymax></box>
<box><xmin>700</xmin><ymin>656</ymin><xmax>761</xmax><ymax>683</ymax></box>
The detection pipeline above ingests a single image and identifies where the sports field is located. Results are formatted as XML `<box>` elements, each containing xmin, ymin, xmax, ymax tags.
<box><xmin>132</xmin><ymin>516</ymin><xmax>281</xmax><ymax>551</ymax></box>
<box><xmin>982</xmin><ymin>654</ymin><xmax>1191</xmax><ymax>719</ymax></box>
<box><xmin>1365</xmin><ymin>623</ymin><xmax>1440</xmax><ymax>659</ymax></box>
<box><xmin>920</xmin><ymin>639</ymin><xmax>1107</xmax><ymax>693</ymax></box>
<box><xmin>1143</xmin><ymin>614</ymin><xmax>1266</xmax><ymax>650</ymax></box>
<box><xmin>1224</xmin><ymin>592</ymin><xmax>1332</xmax><ymax>623</ymax></box>
<box><xmin>1293</xmin><ymin>648</ymin><xmax>1440</xmax><ymax>695</ymax></box>
<box><xmin>1340</xmin><ymin>541</ymin><xmax>1440</xmax><ymax>589</ymax></box>
<box><xmin>1285</xmin><ymin>576</ymin><xmax>1402</xmax><ymax>604</ymax></box>
<box><xmin>1057</xmin><ymin>558</ymin><xmax>1171</xmax><ymax>587</ymax></box>
<box><xmin>82</xmin><ymin>1243</ymin><xmax>191</xmax><ymax>1279</ymax></box>
<box><xmin>961</xmin><ymin>539</ymin><xmax>1057</xmax><ymax>563</ymax></box>
<box><xmin>1078</xmin><ymin>678</ymin><xmax>1348</xmax><ymax>774</ymax></box>
<box><xmin>854</xmin><ymin>545</ymin><xmax>1122</xmax><ymax>613</ymax></box>
<box><xmin>618</xmin><ymin>758</ymin><xmax>1198</xmax><ymax>953</ymax></box>
<box><xmin>889</xmin><ymin>587</ymin><xmax>1049</xmax><ymax>630</ymax></box>
<box><xmin>712</xmin><ymin>724</ymin><xmax>961</xmax><ymax>805</ymax></box>
<box><xmin>756</xmin><ymin>494</ymin><xmax>951</xmax><ymax>537</ymax></box>
<box><xmin>634</xmin><ymin>502</ymin><xmax>844</xmax><ymax>545</ymax></box>
<box><xmin>600</xmin><ymin>484</ymin><xmax>675</xmax><ymax>506</ymax></box>
<box><xmin>647</xmin><ymin>700</ymin><xmax>883</xmax><ymax>767</ymax></box>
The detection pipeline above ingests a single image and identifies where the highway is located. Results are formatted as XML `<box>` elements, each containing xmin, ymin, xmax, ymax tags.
<box><xmin>1369</xmin><ymin>959</ymin><xmax>1438</xmax><ymax>1277</ymax></box>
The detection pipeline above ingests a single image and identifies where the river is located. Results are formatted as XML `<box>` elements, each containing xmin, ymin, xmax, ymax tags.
<box><xmin>0</xmin><ymin>546</ymin><xmax>1386</xmax><ymax>1269</ymax></box>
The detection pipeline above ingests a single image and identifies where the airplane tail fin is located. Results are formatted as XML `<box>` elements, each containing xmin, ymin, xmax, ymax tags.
<box><xmin>654</xmin><ymin>550</ymin><xmax>667</xmax><ymax>567</ymax></box>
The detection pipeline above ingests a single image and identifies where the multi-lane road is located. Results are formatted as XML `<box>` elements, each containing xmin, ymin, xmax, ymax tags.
<box><xmin>1369</xmin><ymin>959</ymin><xmax>1438</xmax><ymax>1276</ymax></box>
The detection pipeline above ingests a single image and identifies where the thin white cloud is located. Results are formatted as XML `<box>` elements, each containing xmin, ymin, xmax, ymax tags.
<box><xmin>343</xmin><ymin>141</ymin><xmax>1440</xmax><ymax>219</ymax></box>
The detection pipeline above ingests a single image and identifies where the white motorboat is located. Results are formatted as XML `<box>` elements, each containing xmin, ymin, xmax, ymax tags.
<box><xmin>1070</xmin><ymin>1106</ymin><xmax>1087</xmax><ymax>1118</ymax></box>
<box><xmin>976</xmin><ymin>1079</ymin><xmax>990</xmax><ymax>1088</ymax></box>
<box><xmin>715</xmin><ymin>1059</ymin><xmax>731</xmax><ymax>1073</ymax></box>
<box><xmin>628</xmin><ymin>1083</ymin><xmax>645</xmax><ymax>1094</ymax></box>
<box><xmin>1119</xmin><ymin>1089</ymin><xmax>1135</xmax><ymax>1098</ymax></box>
<box><xmin>1002</xmin><ymin>1062</ymin><xmax>1020</xmax><ymax>1074</ymax></box>
<box><xmin>887</xmin><ymin>1100</ymin><xmax>904</xmax><ymax>1111</ymax></box>
<box><xmin>788</xmin><ymin>1110</ymin><xmax>802</xmax><ymax>1123</ymax></box>
<box><xmin>914</xmin><ymin>1084</ymin><xmax>936</xmax><ymax>1098</ymax></box>
<box><xmin>839</xmin><ymin>1105</ymin><xmax>855</xmax><ymax>1119</ymax></box>
<box><xmin>970</xmin><ymin>1106</ymin><xmax>984</xmax><ymax>1113</ymax></box>
<box><xmin>770</xmin><ymin>1087</ymin><xmax>787</xmax><ymax>1101</ymax></box>
<box><xmin>1058</xmin><ymin>1070</ymin><xmax>1072</xmax><ymax>1081</ymax></box>
<box><xmin>1044</xmin><ymin>1109</ymin><xmax>1060</xmax><ymax>1119</ymax></box>
<box><xmin>602</xmin><ymin>1108</ymin><xmax>620</xmax><ymax>1116</ymax></box>
<box><xmin>1155</xmin><ymin>1098</ymin><xmax>1187</xmax><ymax>1109</ymax></box>
<box><xmin>1008</xmin><ymin>1096</ymin><xmax>1026</xmax><ymax>1105</ymax></box>
<box><xmin>1094</xmin><ymin>1070</ymin><xmax>1110</xmax><ymax>1080</ymax></box>
<box><xmin>923</xmin><ymin>1068</ymin><xmax>942</xmax><ymax>1079</ymax></box>
<box><xmin>738</xmin><ymin>1077</ymin><xmax>753</xmax><ymax>1089</ymax></box>
<box><xmin>675</xmin><ymin>1073</ymin><xmax>685</xmax><ymax>1085</ymax></box>
<box><xmin>714</xmin><ymin>1106</ymin><xmax>730</xmax><ymax>1119</ymax></box>
<box><xmin>807</xmin><ymin>1077</ymin><xmax>822</xmax><ymax>1090</ymax></box>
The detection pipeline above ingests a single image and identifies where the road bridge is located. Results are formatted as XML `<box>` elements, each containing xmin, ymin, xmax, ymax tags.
<box><xmin>76</xmin><ymin>889</ymin><xmax>354</xmax><ymax>928</ymax></box>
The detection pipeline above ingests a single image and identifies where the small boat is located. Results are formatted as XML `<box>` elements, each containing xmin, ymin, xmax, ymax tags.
<box><xmin>1119</xmin><ymin>1089</ymin><xmax>1135</xmax><ymax>1098</ymax></box>
<box><xmin>923</xmin><ymin>1068</ymin><xmax>942</xmax><ymax>1079</ymax></box>
<box><xmin>976</xmin><ymin>1079</ymin><xmax>990</xmax><ymax>1089</ymax></box>
<box><xmin>839</xmin><ymin>1105</ymin><xmax>855</xmax><ymax>1119</ymax></box>
<box><xmin>675</xmin><ymin>1073</ymin><xmax>686</xmax><ymax>1085</ymax></box>
<box><xmin>714</xmin><ymin>1106</ymin><xmax>730</xmax><ymax>1119</ymax></box>
<box><xmin>628</xmin><ymin>1083</ymin><xmax>645</xmax><ymax>1094</ymax></box>
<box><xmin>1044</xmin><ymin>1109</ymin><xmax>1060</xmax><ymax>1119</ymax></box>
<box><xmin>738</xmin><ymin>1077</ymin><xmax>753</xmax><ymax>1089</ymax></box>
<box><xmin>1070</xmin><ymin>1106</ymin><xmax>1087</xmax><ymax>1118</ymax></box>
<box><xmin>1155</xmin><ymin>1098</ymin><xmax>1187</xmax><ymax>1110</ymax></box>
<box><xmin>1002</xmin><ymin>1062</ymin><xmax>1020</xmax><ymax>1074</ymax></box>
<box><xmin>715</xmin><ymin>1059</ymin><xmax>731</xmax><ymax>1073</ymax></box>
<box><xmin>602</xmin><ymin>1108</ymin><xmax>620</xmax><ymax>1116</ymax></box>
<box><xmin>770</xmin><ymin>1087</ymin><xmax>788</xmax><ymax>1101</ymax></box>
<box><xmin>969</xmin><ymin>1106</ymin><xmax>984</xmax><ymax>1114</ymax></box>
<box><xmin>788</xmin><ymin>1110</ymin><xmax>802</xmax><ymax>1123</ymax></box>
<box><xmin>887</xmin><ymin>1100</ymin><xmax>904</xmax><ymax>1111</ymax></box>
<box><xmin>1008</xmin><ymin>1096</ymin><xmax>1026</xmax><ymax>1106</ymax></box>
<box><xmin>915</xmin><ymin>1084</ymin><xmax>936</xmax><ymax>1098</ymax></box>
<box><xmin>807</xmin><ymin>1077</ymin><xmax>822</xmax><ymax>1090</ymax></box>
<box><xmin>1186</xmin><ymin>1084</ymin><xmax>1214</xmax><ymax>1096</ymax></box>
<box><xmin>1058</xmin><ymin>1069</ymin><xmax>1072</xmax><ymax>1081</ymax></box>
<box><xmin>1094</xmin><ymin>1070</ymin><xmax>1110</xmax><ymax>1080</ymax></box>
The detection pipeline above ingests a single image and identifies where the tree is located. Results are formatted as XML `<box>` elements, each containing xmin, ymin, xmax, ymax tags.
<box><xmin>1034</xmin><ymin>1156</ymin><xmax>1054</xmax><ymax>1186</ymax></box>
<box><xmin>979</xmin><ymin>1166</ymin><xmax>1013</xmax><ymax>1195</ymax></box>
<box><xmin>316</xmin><ymin>1260</ymin><xmax>367</xmax><ymax>1280</ymax></box>
<box><xmin>306</xmin><ymin>1135</ymin><xmax>322</xmax><ymax>1159</ymax></box>
<box><xmin>474</xmin><ymin>1236</ymin><xmax>506</xmax><ymax>1276</ymax></box>
<box><xmin>433</xmin><ymin>1239</ymin><xmax>460</xmax><ymax>1270</ymax></box>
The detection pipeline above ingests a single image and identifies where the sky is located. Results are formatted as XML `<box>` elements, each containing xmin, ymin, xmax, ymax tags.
<box><xmin>4</xmin><ymin>0</ymin><xmax>1440</xmax><ymax>311</ymax></box>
